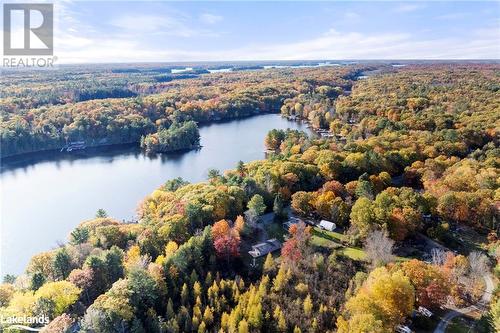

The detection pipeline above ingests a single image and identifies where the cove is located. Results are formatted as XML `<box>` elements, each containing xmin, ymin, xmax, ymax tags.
<box><xmin>0</xmin><ymin>114</ymin><xmax>310</xmax><ymax>276</ymax></box>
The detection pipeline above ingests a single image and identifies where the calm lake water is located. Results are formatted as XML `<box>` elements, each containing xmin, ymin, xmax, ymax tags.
<box><xmin>0</xmin><ymin>114</ymin><xmax>309</xmax><ymax>276</ymax></box>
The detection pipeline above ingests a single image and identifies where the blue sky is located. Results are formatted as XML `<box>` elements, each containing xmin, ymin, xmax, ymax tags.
<box><xmin>13</xmin><ymin>1</ymin><xmax>500</xmax><ymax>62</ymax></box>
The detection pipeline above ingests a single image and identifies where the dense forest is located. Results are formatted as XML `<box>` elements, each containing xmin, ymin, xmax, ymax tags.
<box><xmin>141</xmin><ymin>121</ymin><xmax>200</xmax><ymax>154</ymax></box>
<box><xmin>0</xmin><ymin>64</ymin><xmax>359</xmax><ymax>157</ymax></box>
<box><xmin>0</xmin><ymin>63</ymin><xmax>499</xmax><ymax>333</ymax></box>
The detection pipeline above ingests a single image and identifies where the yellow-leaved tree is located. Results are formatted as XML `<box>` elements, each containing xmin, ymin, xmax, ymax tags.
<box><xmin>35</xmin><ymin>281</ymin><xmax>81</xmax><ymax>316</ymax></box>
<box><xmin>337</xmin><ymin>267</ymin><xmax>415</xmax><ymax>333</ymax></box>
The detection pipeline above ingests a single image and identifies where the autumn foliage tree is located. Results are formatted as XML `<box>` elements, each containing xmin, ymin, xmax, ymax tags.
<box><xmin>400</xmin><ymin>259</ymin><xmax>451</xmax><ymax>309</ymax></box>
<box><xmin>337</xmin><ymin>267</ymin><xmax>415</xmax><ymax>333</ymax></box>
<box><xmin>211</xmin><ymin>220</ymin><xmax>230</xmax><ymax>240</ymax></box>
<box><xmin>214</xmin><ymin>233</ymin><xmax>240</xmax><ymax>262</ymax></box>
<box><xmin>281</xmin><ymin>222</ymin><xmax>311</xmax><ymax>267</ymax></box>
<box><xmin>212</xmin><ymin>220</ymin><xmax>241</xmax><ymax>262</ymax></box>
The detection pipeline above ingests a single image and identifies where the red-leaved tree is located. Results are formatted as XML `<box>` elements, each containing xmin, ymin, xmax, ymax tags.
<box><xmin>214</xmin><ymin>231</ymin><xmax>240</xmax><ymax>262</ymax></box>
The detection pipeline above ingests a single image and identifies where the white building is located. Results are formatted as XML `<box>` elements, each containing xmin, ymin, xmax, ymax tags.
<box><xmin>319</xmin><ymin>220</ymin><xmax>336</xmax><ymax>231</ymax></box>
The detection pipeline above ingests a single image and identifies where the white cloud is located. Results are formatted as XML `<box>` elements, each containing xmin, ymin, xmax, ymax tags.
<box><xmin>264</xmin><ymin>27</ymin><xmax>499</xmax><ymax>60</ymax></box>
<box><xmin>394</xmin><ymin>4</ymin><xmax>424</xmax><ymax>13</ymax></box>
<box><xmin>435</xmin><ymin>13</ymin><xmax>468</xmax><ymax>20</ymax></box>
<box><xmin>9</xmin><ymin>1</ymin><xmax>495</xmax><ymax>63</ymax></box>
<box><xmin>107</xmin><ymin>13</ymin><xmax>222</xmax><ymax>38</ymax></box>
<box><xmin>200</xmin><ymin>13</ymin><xmax>223</xmax><ymax>25</ymax></box>
<box><xmin>109</xmin><ymin>14</ymin><xmax>196</xmax><ymax>37</ymax></box>
<box><xmin>343</xmin><ymin>11</ymin><xmax>361</xmax><ymax>21</ymax></box>
<box><xmin>54</xmin><ymin>26</ymin><xmax>500</xmax><ymax>63</ymax></box>
<box><xmin>243</xmin><ymin>29</ymin><xmax>411</xmax><ymax>60</ymax></box>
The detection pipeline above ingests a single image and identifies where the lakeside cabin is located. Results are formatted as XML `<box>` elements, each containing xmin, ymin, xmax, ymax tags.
<box><xmin>61</xmin><ymin>141</ymin><xmax>86</xmax><ymax>152</ymax></box>
<box><xmin>319</xmin><ymin>220</ymin><xmax>336</xmax><ymax>231</ymax></box>
<box><xmin>248</xmin><ymin>239</ymin><xmax>282</xmax><ymax>258</ymax></box>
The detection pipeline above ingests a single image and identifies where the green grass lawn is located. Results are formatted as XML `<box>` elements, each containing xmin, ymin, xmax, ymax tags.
<box><xmin>309</xmin><ymin>227</ymin><xmax>410</xmax><ymax>262</ymax></box>
<box><xmin>311</xmin><ymin>227</ymin><xmax>367</xmax><ymax>261</ymax></box>
<box><xmin>339</xmin><ymin>247</ymin><xmax>366</xmax><ymax>261</ymax></box>
<box><xmin>311</xmin><ymin>234</ymin><xmax>341</xmax><ymax>248</ymax></box>
<box><xmin>253</xmin><ymin>224</ymin><xmax>409</xmax><ymax>264</ymax></box>
<box><xmin>311</xmin><ymin>228</ymin><xmax>345</xmax><ymax>242</ymax></box>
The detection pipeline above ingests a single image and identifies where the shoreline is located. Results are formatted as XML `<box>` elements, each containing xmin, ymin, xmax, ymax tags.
<box><xmin>0</xmin><ymin>111</ymin><xmax>284</xmax><ymax>163</ymax></box>
<box><xmin>1</xmin><ymin>113</ymin><xmax>302</xmax><ymax>172</ymax></box>
<box><xmin>0</xmin><ymin>112</ymin><xmax>310</xmax><ymax>275</ymax></box>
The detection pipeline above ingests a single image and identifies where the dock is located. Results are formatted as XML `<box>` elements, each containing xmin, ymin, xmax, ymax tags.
<box><xmin>61</xmin><ymin>141</ymin><xmax>86</xmax><ymax>152</ymax></box>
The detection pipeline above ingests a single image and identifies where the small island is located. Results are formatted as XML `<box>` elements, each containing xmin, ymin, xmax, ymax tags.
<box><xmin>140</xmin><ymin>121</ymin><xmax>200</xmax><ymax>154</ymax></box>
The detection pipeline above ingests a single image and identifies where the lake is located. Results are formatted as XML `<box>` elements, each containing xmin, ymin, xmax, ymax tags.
<box><xmin>0</xmin><ymin>114</ymin><xmax>309</xmax><ymax>276</ymax></box>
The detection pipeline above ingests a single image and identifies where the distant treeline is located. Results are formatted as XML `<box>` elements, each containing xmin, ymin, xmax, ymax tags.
<box><xmin>154</xmin><ymin>74</ymin><xmax>199</xmax><ymax>82</ymax></box>
<box><xmin>73</xmin><ymin>88</ymin><xmax>137</xmax><ymax>102</ymax></box>
<box><xmin>1</xmin><ymin>66</ymin><xmax>357</xmax><ymax>157</ymax></box>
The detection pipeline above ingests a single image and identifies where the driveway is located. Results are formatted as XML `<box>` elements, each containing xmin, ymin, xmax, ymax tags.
<box><xmin>433</xmin><ymin>274</ymin><xmax>494</xmax><ymax>333</ymax></box>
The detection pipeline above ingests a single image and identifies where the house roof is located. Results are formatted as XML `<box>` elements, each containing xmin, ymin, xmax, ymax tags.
<box><xmin>248</xmin><ymin>239</ymin><xmax>282</xmax><ymax>258</ymax></box>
